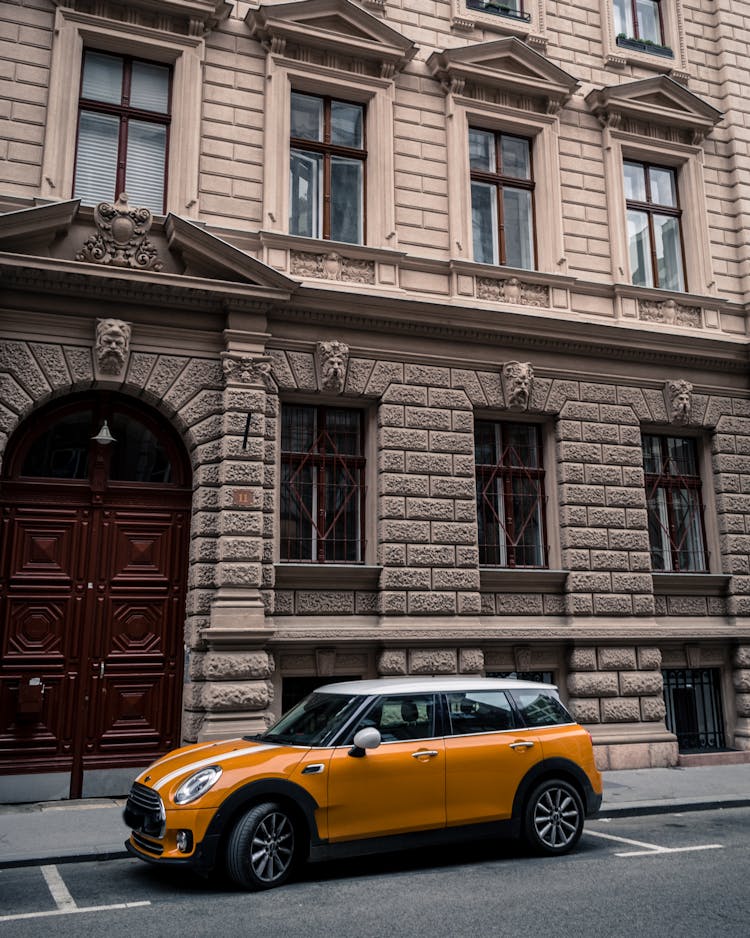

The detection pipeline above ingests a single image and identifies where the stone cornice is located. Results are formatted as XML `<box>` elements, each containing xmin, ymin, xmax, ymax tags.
<box><xmin>0</xmin><ymin>254</ymin><xmax>291</xmax><ymax>314</ymax></box>
<box><xmin>271</xmin><ymin>292</ymin><xmax>750</xmax><ymax>374</ymax></box>
<box><xmin>266</xmin><ymin>615</ymin><xmax>750</xmax><ymax>644</ymax></box>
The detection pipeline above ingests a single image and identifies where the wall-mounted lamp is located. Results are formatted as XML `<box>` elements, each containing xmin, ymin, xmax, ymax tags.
<box><xmin>92</xmin><ymin>420</ymin><xmax>116</xmax><ymax>445</ymax></box>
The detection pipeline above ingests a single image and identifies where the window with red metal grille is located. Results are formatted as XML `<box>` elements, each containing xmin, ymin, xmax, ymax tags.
<box><xmin>643</xmin><ymin>434</ymin><xmax>708</xmax><ymax>572</ymax></box>
<box><xmin>280</xmin><ymin>405</ymin><xmax>365</xmax><ymax>563</ymax></box>
<box><xmin>475</xmin><ymin>420</ymin><xmax>547</xmax><ymax>567</ymax></box>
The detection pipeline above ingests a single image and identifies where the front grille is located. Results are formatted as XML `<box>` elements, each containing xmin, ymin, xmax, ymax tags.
<box><xmin>132</xmin><ymin>831</ymin><xmax>164</xmax><ymax>856</ymax></box>
<box><xmin>124</xmin><ymin>781</ymin><xmax>165</xmax><ymax>838</ymax></box>
<box><xmin>127</xmin><ymin>782</ymin><xmax>162</xmax><ymax>813</ymax></box>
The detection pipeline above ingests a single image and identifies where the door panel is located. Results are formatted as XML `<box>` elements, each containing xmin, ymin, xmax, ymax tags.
<box><xmin>326</xmin><ymin>740</ymin><xmax>446</xmax><ymax>841</ymax></box>
<box><xmin>445</xmin><ymin>732</ymin><xmax>542</xmax><ymax>825</ymax></box>
<box><xmin>2</xmin><ymin>502</ymin><xmax>188</xmax><ymax>792</ymax></box>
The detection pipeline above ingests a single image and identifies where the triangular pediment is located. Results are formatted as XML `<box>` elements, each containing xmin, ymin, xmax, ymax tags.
<box><xmin>52</xmin><ymin>0</ymin><xmax>232</xmax><ymax>33</ymax></box>
<box><xmin>0</xmin><ymin>200</ymin><xmax>296</xmax><ymax>300</ymax></box>
<box><xmin>165</xmin><ymin>215</ymin><xmax>296</xmax><ymax>292</ymax></box>
<box><xmin>586</xmin><ymin>76</ymin><xmax>722</xmax><ymax>140</ymax></box>
<box><xmin>247</xmin><ymin>0</ymin><xmax>416</xmax><ymax>74</ymax></box>
<box><xmin>427</xmin><ymin>38</ymin><xmax>579</xmax><ymax>111</ymax></box>
<box><xmin>0</xmin><ymin>199</ymin><xmax>80</xmax><ymax>254</ymax></box>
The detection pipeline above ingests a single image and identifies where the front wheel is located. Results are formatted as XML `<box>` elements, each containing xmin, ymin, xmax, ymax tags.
<box><xmin>522</xmin><ymin>780</ymin><xmax>584</xmax><ymax>856</ymax></box>
<box><xmin>226</xmin><ymin>802</ymin><xmax>298</xmax><ymax>890</ymax></box>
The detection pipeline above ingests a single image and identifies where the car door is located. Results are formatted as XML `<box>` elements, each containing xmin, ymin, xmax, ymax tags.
<box><xmin>443</xmin><ymin>689</ymin><xmax>544</xmax><ymax>826</ymax></box>
<box><xmin>326</xmin><ymin>693</ymin><xmax>446</xmax><ymax>842</ymax></box>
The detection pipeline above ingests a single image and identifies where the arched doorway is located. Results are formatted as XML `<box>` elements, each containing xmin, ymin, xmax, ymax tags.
<box><xmin>0</xmin><ymin>392</ymin><xmax>192</xmax><ymax>800</ymax></box>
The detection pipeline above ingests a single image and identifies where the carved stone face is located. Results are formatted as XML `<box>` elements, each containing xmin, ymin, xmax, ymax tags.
<box><xmin>667</xmin><ymin>380</ymin><xmax>693</xmax><ymax>424</ymax></box>
<box><xmin>317</xmin><ymin>341</ymin><xmax>349</xmax><ymax>393</ymax></box>
<box><xmin>95</xmin><ymin>319</ymin><xmax>131</xmax><ymax>375</ymax></box>
<box><xmin>503</xmin><ymin>361</ymin><xmax>534</xmax><ymax>410</ymax></box>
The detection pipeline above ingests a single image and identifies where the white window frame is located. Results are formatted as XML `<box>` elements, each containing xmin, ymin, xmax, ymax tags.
<box><xmin>600</xmin><ymin>0</ymin><xmax>689</xmax><ymax>75</ymax></box>
<box><xmin>40</xmin><ymin>6</ymin><xmax>204</xmax><ymax>216</ymax></box>
<box><xmin>262</xmin><ymin>54</ymin><xmax>396</xmax><ymax>249</ymax></box>
<box><xmin>603</xmin><ymin>129</ymin><xmax>714</xmax><ymax>296</ymax></box>
<box><xmin>447</xmin><ymin>96</ymin><xmax>564</xmax><ymax>273</ymax></box>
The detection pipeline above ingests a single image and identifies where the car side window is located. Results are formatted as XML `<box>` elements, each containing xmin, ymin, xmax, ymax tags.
<box><xmin>510</xmin><ymin>690</ymin><xmax>572</xmax><ymax>727</ymax></box>
<box><xmin>445</xmin><ymin>690</ymin><xmax>517</xmax><ymax>735</ymax></box>
<box><xmin>348</xmin><ymin>694</ymin><xmax>436</xmax><ymax>742</ymax></box>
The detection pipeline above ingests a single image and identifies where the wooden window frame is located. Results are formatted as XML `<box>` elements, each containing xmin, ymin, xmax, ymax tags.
<box><xmin>280</xmin><ymin>404</ymin><xmax>366</xmax><ymax>564</ymax></box>
<box><xmin>289</xmin><ymin>92</ymin><xmax>367</xmax><ymax>244</ymax></box>
<box><xmin>475</xmin><ymin>419</ymin><xmax>548</xmax><ymax>568</ymax></box>
<box><xmin>643</xmin><ymin>433</ymin><xmax>709</xmax><ymax>573</ymax></box>
<box><xmin>73</xmin><ymin>49</ymin><xmax>172</xmax><ymax>213</ymax></box>
<box><xmin>469</xmin><ymin>128</ymin><xmax>537</xmax><ymax>269</ymax></box>
<box><xmin>624</xmin><ymin>158</ymin><xmax>686</xmax><ymax>290</ymax></box>
<box><xmin>614</xmin><ymin>0</ymin><xmax>666</xmax><ymax>44</ymax></box>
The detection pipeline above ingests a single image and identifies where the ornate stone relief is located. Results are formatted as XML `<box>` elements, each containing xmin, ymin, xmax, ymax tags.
<box><xmin>664</xmin><ymin>379</ymin><xmax>693</xmax><ymax>425</ymax></box>
<box><xmin>94</xmin><ymin>318</ymin><xmax>131</xmax><ymax>376</ymax></box>
<box><xmin>315</xmin><ymin>341</ymin><xmax>350</xmax><ymax>394</ymax></box>
<box><xmin>221</xmin><ymin>352</ymin><xmax>274</xmax><ymax>387</ymax></box>
<box><xmin>477</xmin><ymin>276</ymin><xmax>550</xmax><ymax>307</ymax></box>
<box><xmin>502</xmin><ymin>361</ymin><xmax>534</xmax><ymax>411</ymax></box>
<box><xmin>76</xmin><ymin>193</ymin><xmax>163</xmax><ymax>271</ymax></box>
<box><xmin>639</xmin><ymin>298</ymin><xmax>701</xmax><ymax>328</ymax></box>
<box><xmin>290</xmin><ymin>250</ymin><xmax>376</xmax><ymax>285</ymax></box>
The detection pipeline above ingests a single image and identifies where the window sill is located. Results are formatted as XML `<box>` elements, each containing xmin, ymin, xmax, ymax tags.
<box><xmin>274</xmin><ymin>563</ymin><xmax>381</xmax><ymax>590</ymax></box>
<box><xmin>652</xmin><ymin>573</ymin><xmax>731</xmax><ymax>596</ymax></box>
<box><xmin>480</xmin><ymin>568</ymin><xmax>567</xmax><ymax>593</ymax></box>
<box><xmin>615</xmin><ymin>36</ymin><xmax>674</xmax><ymax>58</ymax></box>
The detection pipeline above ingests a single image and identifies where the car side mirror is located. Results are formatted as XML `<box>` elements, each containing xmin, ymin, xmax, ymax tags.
<box><xmin>348</xmin><ymin>727</ymin><xmax>382</xmax><ymax>758</ymax></box>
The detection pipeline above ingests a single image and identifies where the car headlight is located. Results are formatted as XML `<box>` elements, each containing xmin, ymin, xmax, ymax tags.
<box><xmin>174</xmin><ymin>765</ymin><xmax>222</xmax><ymax>805</ymax></box>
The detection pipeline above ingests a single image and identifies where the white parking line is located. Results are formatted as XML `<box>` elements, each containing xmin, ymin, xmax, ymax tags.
<box><xmin>42</xmin><ymin>865</ymin><xmax>77</xmax><ymax>911</ymax></box>
<box><xmin>0</xmin><ymin>864</ymin><xmax>151</xmax><ymax>923</ymax></box>
<box><xmin>587</xmin><ymin>829</ymin><xmax>723</xmax><ymax>857</ymax></box>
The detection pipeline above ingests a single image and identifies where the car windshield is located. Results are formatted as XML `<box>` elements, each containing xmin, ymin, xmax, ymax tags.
<box><xmin>256</xmin><ymin>692</ymin><xmax>365</xmax><ymax>747</ymax></box>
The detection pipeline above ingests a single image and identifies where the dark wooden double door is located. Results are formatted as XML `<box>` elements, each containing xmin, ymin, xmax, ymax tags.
<box><xmin>0</xmin><ymin>394</ymin><xmax>191</xmax><ymax>798</ymax></box>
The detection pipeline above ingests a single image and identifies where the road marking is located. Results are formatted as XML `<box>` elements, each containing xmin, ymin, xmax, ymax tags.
<box><xmin>42</xmin><ymin>865</ymin><xmax>77</xmax><ymax>911</ymax></box>
<box><xmin>0</xmin><ymin>902</ymin><xmax>151</xmax><ymax>923</ymax></box>
<box><xmin>587</xmin><ymin>829</ymin><xmax>723</xmax><ymax>857</ymax></box>
<box><xmin>0</xmin><ymin>865</ymin><xmax>151</xmax><ymax>923</ymax></box>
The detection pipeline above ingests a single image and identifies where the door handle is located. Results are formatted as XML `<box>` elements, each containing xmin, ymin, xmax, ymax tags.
<box><xmin>509</xmin><ymin>741</ymin><xmax>535</xmax><ymax>750</ymax></box>
<box><xmin>411</xmin><ymin>750</ymin><xmax>439</xmax><ymax>759</ymax></box>
<box><xmin>99</xmin><ymin>661</ymin><xmax>105</xmax><ymax>679</ymax></box>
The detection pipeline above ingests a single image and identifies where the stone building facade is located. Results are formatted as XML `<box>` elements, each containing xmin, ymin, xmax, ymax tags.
<box><xmin>1</xmin><ymin>0</ymin><xmax>750</xmax><ymax>800</ymax></box>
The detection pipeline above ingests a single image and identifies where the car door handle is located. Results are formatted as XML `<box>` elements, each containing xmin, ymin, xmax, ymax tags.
<box><xmin>301</xmin><ymin>763</ymin><xmax>325</xmax><ymax>775</ymax></box>
<box><xmin>509</xmin><ymin>741</ymin><xmax>535</xmax><ymax>750</ymax></box>
<box><xmin>411</xmin><ymin>750</ymin><xmax>439</xmax><ymax>759</ymax></box>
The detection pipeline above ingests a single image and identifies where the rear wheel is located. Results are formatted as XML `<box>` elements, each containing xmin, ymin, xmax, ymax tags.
<box><xmin>522</xmin><ymin>780</ymin><xmax>584</xmax><ymax>855</ymax></box>
<box><xmin>226</xmin><ymin>802</ymin><xmax>298</xmax><ymax>890</ymax></box>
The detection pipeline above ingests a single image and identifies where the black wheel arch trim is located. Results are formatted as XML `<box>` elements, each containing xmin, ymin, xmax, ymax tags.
<box><xmin>198</xmin><ymin>778</ymin><xmax>323</xmax><ymax>868</ymax></box>
<box><xmin>512</xmin><ymin>758</ymin><xmax>600</xmax><ymax>819</ymax></box>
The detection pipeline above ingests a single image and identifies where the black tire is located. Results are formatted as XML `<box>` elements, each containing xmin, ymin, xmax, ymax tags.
<box><xmin>226</xmin><ymin>801</ymin><xmax>298</xmax><ymax>890</ymax></box>
<box><xmin>522</xmin><ymin>780</ymin><xmax>584</xmax><ymax>856</ymax></box>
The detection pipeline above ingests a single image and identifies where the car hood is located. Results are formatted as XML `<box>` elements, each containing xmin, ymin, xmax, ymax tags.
<box><xmin>135</xmin><ymin>738</ymin><xmax>307</xmax><ymax>796</ymax></box>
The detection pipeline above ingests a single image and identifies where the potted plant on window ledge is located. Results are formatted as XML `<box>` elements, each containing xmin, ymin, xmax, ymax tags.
<box><xmin>616</xmin><ymin>33</ymin><xmax>674</xmax><ymax>58</ymax></box>
<box><xmin>468</xmin><ymin>1</ymin><xmax>532</xmax><ymax>22</ymax></box>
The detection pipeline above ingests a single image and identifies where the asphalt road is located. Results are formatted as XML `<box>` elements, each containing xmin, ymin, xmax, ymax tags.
<box><xmin>1</xmin><ymin>808</ymin><xmax>748</xmax><ymax>938</ymax></box>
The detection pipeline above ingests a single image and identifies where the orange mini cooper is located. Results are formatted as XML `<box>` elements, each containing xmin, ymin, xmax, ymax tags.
<box><xmin>124</xmin><ymin>677</ymin><xmax>603</xmax><ymax>890</ymax></box>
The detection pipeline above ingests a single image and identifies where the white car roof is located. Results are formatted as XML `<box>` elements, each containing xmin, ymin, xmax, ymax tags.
<box><xmin>314</xmin><ymin>676</ymin><xmax>558</xmax><ymax>695</ymax></box>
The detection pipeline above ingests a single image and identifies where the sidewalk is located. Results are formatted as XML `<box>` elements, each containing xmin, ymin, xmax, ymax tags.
<box><xmin>1</xmin><ymin>763</ymin><xmax>749</xmax><ymax>869</ymax></box>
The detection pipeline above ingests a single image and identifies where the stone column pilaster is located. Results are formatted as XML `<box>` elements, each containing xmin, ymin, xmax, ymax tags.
<box><xmin>190</xmin><ymin>350</ymin><xmax>276</xmax><ymax>740</ymax></box>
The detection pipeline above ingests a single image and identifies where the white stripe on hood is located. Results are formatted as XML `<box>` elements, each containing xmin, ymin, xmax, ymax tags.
<box><xmin>153</xmin><ymin>744</ymin><xmax>278</xmax><ymax>792</ymax></box>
